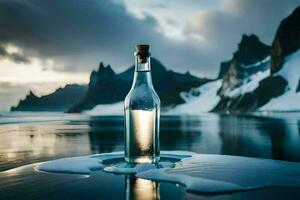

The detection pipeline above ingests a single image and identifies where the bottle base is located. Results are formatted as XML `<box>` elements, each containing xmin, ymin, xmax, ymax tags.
<box><xmin>125</xmin><ymin>156</ymin><xmax>160</xmax><ymax>164</ymax></box>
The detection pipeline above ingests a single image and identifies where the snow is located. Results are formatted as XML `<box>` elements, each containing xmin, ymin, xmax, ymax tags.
<box><xmin>168</xmin><ymin>80</ymin><xmax>222</xmax><ymax>114</ymax></box>
<box><xmin>226</xmin><ymin>69</ymin><xmax>270</xmax><ymax>98</ymax></box>
<box><xmin>260</xmin><ymin>50</ymin><xmax>300</xmax><ymax>111</ymax></box>
<box><xmin>252</xmin><ymin>56</ymin><xmax>270</xmax><ymax>67</ymax></box>
<box><xmin>85</xmin><ymin>102</ymin><xmax>123</xmax><ymax>116</ymax></box>
<box><xmin>37</xmin><ymin>151</ymin><xmax>300</xmax><ymax>193</ymax></box>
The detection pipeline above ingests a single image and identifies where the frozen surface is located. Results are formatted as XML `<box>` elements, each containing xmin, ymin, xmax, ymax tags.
<box><xmin>37</xmin><ymin>156</ymin><xmax>103</xmax><ymax>174</ymax></box>
<box><xmin>37</xmin><ymin>151</ymin><xmax>192</xmax><ymax>174</ymax></box>
<box><xmin>38</xmin><ymin>151</ymin><xmax>300</xmax><ymax>193</ymax></box>
<box><xmin>260</xmin><ymin>50</ymin><xmax>300</xmax><ymax>111</ymax></box>
<box><xmin>169</xmin><ymin>80</ymin><xmax>222</xmax><ymax>114</ymax></box>
<box><xmin>138</xmin><ymin>154</ymin><xmax>300</xmax><ymax>193</ymax></box>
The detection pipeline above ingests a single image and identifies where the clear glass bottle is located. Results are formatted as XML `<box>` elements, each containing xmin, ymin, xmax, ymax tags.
<box><xmin>124</xmin><ymin>44</ymin><xmax>160</xmax><ymax>164</ymax></box>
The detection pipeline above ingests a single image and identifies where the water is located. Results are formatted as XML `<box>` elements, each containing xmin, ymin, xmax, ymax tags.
<box><xmin>1</xmin><ymin>112</ymin><xmax>300</xmax><ymax>171</ymax></box>
<box><xmin>125</xmin><ymin>110</ymin><xmax>159</xmax><ymax>163</ymax></box>
<box><xmin>1</xmin><ymin>112</ymin><xmax>300</xmax><ymax>199</ymax></box>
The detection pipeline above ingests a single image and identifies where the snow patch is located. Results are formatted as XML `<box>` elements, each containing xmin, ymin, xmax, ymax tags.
<box><xmin>260</xmin><ymin>50</ymin><xmax>300</xmax><ymax>111</ymax></box>
<box><xmin>169</xmin><ymin>80</ymin><xmax>222</xmax><ymax>114</ymax></box>
<box><xmin>37</xmin><ymin>151</ymin><xmax>300</xmax><ymax>193</ymax></box>
<box><xmin>252</xmin><ymin>55</ymin><xmax>270</xmax><ymax>67</ymax></box>
<box><xmin>226</xmin><ymin>69</ymin><xmax>270</xmax><ymax>98</ymax></box>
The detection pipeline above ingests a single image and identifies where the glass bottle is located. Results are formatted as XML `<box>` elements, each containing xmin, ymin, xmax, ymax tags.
<box><xmin>124</xmin><ymin>44</ymin><xmax>160</xmax><ymax>164</ymax></box>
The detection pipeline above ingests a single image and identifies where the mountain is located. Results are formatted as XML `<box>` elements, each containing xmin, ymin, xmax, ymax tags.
<box><xmin>260</xmin><ymin>50</ymin><xmax>300</xmax><ymax>111</ymax></box>
<box><xmin>213</xmin><ymin>7</ymin><xmax>300</xmax><ymax>112</ymax></box>
<box><xmin>217</xmin><ymin>61</ymin><xmax>230</xmax><ymax>79</ymax></box>
<box><xmin>175</xmin><ymin>6</ymin><xmax>300</xmax><ymax>113</ymax></box>
<box><xmin>11</xmin><ymin>84</ymin><xmax>87</xmax><ymax>112</ymax></box>
<box><xmin>218</xmin><ymin>34</ymin><xmax>270</xmax><ymax>97</ymax></box>
<box><xmin>68</xmin><ymin>58</ymin><xmax>209</xmax><ymax>112</ymax></box>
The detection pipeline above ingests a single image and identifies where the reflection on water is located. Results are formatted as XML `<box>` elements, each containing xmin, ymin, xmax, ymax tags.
<box><xmin>1</xmin><ymin>112</ymin><xmax>300</xmax><ymax>171</ymax></box>
<box><xmin>126</xmin><ymin>176</ymin><xmax>160</xmax><ymax>200</ymax></box>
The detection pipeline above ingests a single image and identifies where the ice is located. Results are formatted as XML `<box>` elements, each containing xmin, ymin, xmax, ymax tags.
<box><xmin>260</xmin><ymin>50</ymin><xmax>300</xmax><ymax>111</ymax></box>
<box><xmin>138</xmin><ymin>154</ymin><xmax>300</xmax><ymax>193</ymax></box>
<box><xmin>37</xmin><ymin>152</ymin><xmax>122</xmax><ymax>174</ymax></box>
<box><xmin>37</xmin><ymin>156</ymin><xmax>103</xmax><ymax>174</ymax></box>
<box><xmin>168</xmin><ymin>80</ymin><xmax>222</xmax><ymax>114</ymax></box>
<box><xmin>38</xmin><ymin>151</ymin><xmax>300</xmax><ymax>193</ymax></box>
<box><xmin>37</xmin><ymin>151</ymin><xmax>192</xmax><ymax>174</ymax></box>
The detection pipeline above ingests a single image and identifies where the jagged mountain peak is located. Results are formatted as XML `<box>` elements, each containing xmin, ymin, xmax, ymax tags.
<box><xmin>233</xmin><ymin>34</ymin><xmax>270</xmax><ymax>65</ymax></box>
<box><xmin>97</xmin><ymin>62</ymin><xmax>115</xmax><ymax>75</ymax></box>
<box><xmin>98</xmin><ymin>62</ymin><xmax>105</xmax><ymax>70</ymax></box>
<box><xmin>28</xmin><ymin>91</ymin><xmax>38</xmax><ymax>98</ymax></box>
<box><xmin>240</xmin><ymin>34</ymin><xmax>260</xmax><ymax>44</ymax></box>
<box><xmin>217</xmin><ymin>34</ymin><xmax>270</xmax><ymax>79</ymax></box>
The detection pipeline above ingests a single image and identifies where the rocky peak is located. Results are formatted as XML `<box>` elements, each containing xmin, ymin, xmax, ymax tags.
<box><xmin>27</xmin><ymin>91</ymin><xmax>38</xmax><ymax>99</ymax></box>
<box><xmin>217</xmin><ymin>34</ymin><xmax>270</xmax><ymax>79</ymax></box>
<box><xmin>97</xmin><ymin>62</ymin><xmax>115</xmax><ymax>76</ymax></box>
<box><xmin>271</xmin><ymin>6</ymin><xmax>300</xmax><ymax>73</ymax></box>
<box><xmin>90</xmin><ymin>62</ymin><xmax>117</xmax><ymax>88</ymax></box>
<box><xmin>233</xmin><ymin>34</ymin><xmax>270</xmax><ymax>65</ymax></box>
<box><xmin>218</xmin><ymin>34</ymin><xmax>270</xmax><ymax>96</ymax></box>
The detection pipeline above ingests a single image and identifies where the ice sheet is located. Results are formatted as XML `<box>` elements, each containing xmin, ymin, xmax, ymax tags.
<box><xmin>37</xmin><ymin>151</ymin><xmax>300</xmax><ymax>193</ymax></box>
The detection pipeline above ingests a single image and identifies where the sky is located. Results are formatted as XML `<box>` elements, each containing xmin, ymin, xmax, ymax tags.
<box><xmin>0</xmin><ymin>0</ymin><xmax>299</xmax><ymax>111</ymax></box>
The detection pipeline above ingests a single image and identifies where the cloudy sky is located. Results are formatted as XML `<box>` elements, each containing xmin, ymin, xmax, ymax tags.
<box><xmin>0</xmin><ymin>0</ymin><xmax>299</xmax><ymax>111</ymax></box>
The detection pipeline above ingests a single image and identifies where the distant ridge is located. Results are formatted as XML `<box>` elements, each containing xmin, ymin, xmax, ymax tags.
<box><xmin>11</xmin><ymin>84</ymin><xmax>87</xmax><ymax>112</ymax></box>
<box><xmin>11</xmin><ymin>58</ymin><xmax>209</xmax><ymax>112</ymax></box>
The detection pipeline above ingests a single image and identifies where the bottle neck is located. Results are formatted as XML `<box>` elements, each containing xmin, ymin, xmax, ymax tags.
<box><xmin>132</xmin><ymin>56</ymin><xmax>153</xmax><ymax>88</ymax></box>
<box><xmin>135</xmin><ymin>56</ymin><xmax>151</xmax><ymax>72</ymax></box>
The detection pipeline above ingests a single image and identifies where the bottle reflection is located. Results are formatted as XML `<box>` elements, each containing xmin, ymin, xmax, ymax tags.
<box><xmin>126</xmin><ymin>175</ymin><xmax>160</xmax><ymax>200</ymax></box>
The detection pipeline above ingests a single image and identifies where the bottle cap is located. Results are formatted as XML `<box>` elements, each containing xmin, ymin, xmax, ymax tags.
<box><xmin>135</xmin><ymin>44</ymin><xmax>151</xmax><ymax>63</ymax></box>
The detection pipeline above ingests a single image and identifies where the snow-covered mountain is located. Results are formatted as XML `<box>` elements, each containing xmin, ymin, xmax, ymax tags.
<box><xmin>171</xmin><ymin>6</ymin><xmax>300</xmax><ymax>114</ymax></box>
<box><xmin>86</xmin><ymin>7</ymin><xmax>300</xmax><ymax>116</ymax></box>
<box><xmin>260</xmin><ymin>50</ymin><xmax>300</xmax><ymax>111</ymax></box>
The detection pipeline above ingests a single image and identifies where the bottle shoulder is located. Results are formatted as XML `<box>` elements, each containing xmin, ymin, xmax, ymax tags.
<box><xmin>125</xmin><ymin>86</ymin><xmax>160</xmax><ymax>110</ymax></box>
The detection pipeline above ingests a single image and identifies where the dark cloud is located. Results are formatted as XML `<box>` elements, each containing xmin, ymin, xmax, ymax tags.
<box><xmin>0</xmin><ymin>0</ymin><xmax>203</xmax><ymax>74</ymax></box>
<box><xmin>185</xmin><ymin>0</ymin><xmax>300</xmax><ymax>63</ymax></box>
<box><xmin>0</xmin><ymin>46</ymin><xmax>30</xmax><ymax>64</ymax></box>
<box><xmin>0</xmin><ymin>0</ymin><xmax>299</xmax><ymax>77</ymax></box>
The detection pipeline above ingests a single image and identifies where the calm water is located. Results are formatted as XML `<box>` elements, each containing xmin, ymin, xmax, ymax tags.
<box><xmin>0</xmin><ymin>112</ymin><xmax>300</xmax><ymax>199</ymax></box>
